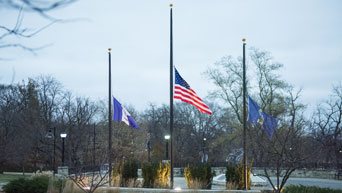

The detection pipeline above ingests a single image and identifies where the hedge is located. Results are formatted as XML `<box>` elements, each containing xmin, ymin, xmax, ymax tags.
<box><xmin>283</xmin><ymin>185</ymin><xmax>342</xmax><ymax>193</ymax></box>
<box><xmin>3</xmin><ymin>176</ymin><xmax>49</xmax><ymax>193</ymax></box>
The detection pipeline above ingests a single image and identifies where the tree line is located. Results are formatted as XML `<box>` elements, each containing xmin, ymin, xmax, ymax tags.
<box><xmin>0</xmin><ymin>48</ymin><xmax>341</xmax><ymax>173</ymax></box>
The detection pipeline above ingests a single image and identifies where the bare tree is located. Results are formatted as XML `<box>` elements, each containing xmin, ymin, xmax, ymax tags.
<box><xmin>0</xmin><ymin>84</ymin><xmax>21</xmax><ymax>171</ymax></box>
<box><xmin>258</xmin><ymin>88</ymin><xmax>309</xmax><ymax>193</ymax></box>
<box><xmin>312</xmin><ymin>84</ymin><xmax>342</xmax><ymax>168</ymax></box>
<box><xmin>68</xmin><ymin>127</ymin><xmax>109</xmax><ymax>193</ymax></box>
<box><xmin>206</xmin><ymin>48</ymin><xmax>309</xmax><ymax>192</ymax></box>
<box><xmin>69</xmin><ymin>170</ymin><xmax>109</xmax><ymax>193</ymax></box>
<box><xmin>0</xmin><ymin>76</ymin><xmax>102</xmax><ymax>173</ymax></box>
<box><xmin>2</xmin><ymin>0</ymin><xmax>76</xmax><ymax>16</ymax></box>
<box><xmin>0</xmin><ymin>0</ymin><xmax>76</xmax><ymax>59</ymax></box>
<box><xmin>140</xmin><ymin>102</ymin><xmax>228</xmax><ymax>163</ymax></box>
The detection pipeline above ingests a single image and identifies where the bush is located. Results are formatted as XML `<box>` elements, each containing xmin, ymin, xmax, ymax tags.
<box><xmin>226</xmin><ymin>163</ymin><xmax>236</xmax><ymax>183</ymax></box>
<box><xmin>3</xmin><ymin>176</ymin><xmax>49</xmax><ymax>193</ymax></box>
<box><xmin>226</xmin><ymin>163</ymin><xmax>238</xmax><ymax>189</ymax></box>
<box><xmin>112</xmin><ymin>160</ymin><xmax>138</xmax><ymax>187</ymax></box>
<box><xmin>184</xmin><ymin>163</ymin><xmax>213</xmax><ymax>189</ymax></box>
<box><xmin>122</xmin><ymin>160</ymin><xmax>138</xmax><ymax>182</ymax></box>
<box><xmin>225</xmin><ymin>162</ymin><xmax>251</xmax><ymax>190</ymax></box>
<box><xmin>48</xmin><ymin>177</ymin><xmax>67</xmax><ymax>193</ymax></box>
<box><xmin>283</xmin><ymin>185</ymin><xmax>342</xmax><ymax>193</ymax></box>
<box><xmin>141</xmin><ymin>162</ymin><xmax>170</xmax><ymax>188</ymax></box>
<box><xmin>155</xmin><ymin>162</ymin><xmax>170</xmax><ymax>188</ymax></box>
<box><xmin>142</xmin><ymin>162</ymin><xmax>158</xmax><ymax>188</ymax></box>
<box><xmin>3</xmin><ymin>178</ymin><xmax>27</xmax><ymax>193</ymax></box>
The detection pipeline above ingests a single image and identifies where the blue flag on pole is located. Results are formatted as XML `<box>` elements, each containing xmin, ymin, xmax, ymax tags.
<box><xmin>248</xmin><ymin>96</ymin><xmax>278</xmax><ymax>139</ymax></box>
<box><xmin>248</xmin><ymin>96</ymin><xmax>261</xmax><ymax>125</ymax></box>
<box><xmin>113</xmin><ymin>97</ymin><xmax>140</xmax><ymax>130</ymax></box>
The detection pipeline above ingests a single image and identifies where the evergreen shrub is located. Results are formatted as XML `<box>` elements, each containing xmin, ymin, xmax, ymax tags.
<box><xmin>142</xmin><ymin>162</ymin><xmax>170</xmax><ymax>188</ymax></box>
<box><xmin>3</xmin><ymin>176</ymin><xmax>49</xmax><ymax>193</ymax></box>
<box><xmin>225</xmin><ymin>162</ymin><xmax>251</xmax><ymax>190</ymax></box>
<box><xmin>142</xmin><ymin>162</ymin><xmax>158</xmax><ymax>188</ymax></box>
<box><xmin>184</xmin><ymin>163</ymin><xmax>213</xmax><ymax>189</ymax></box>
<box><xmin>112</xmin><ymin>159</ymin><xmax>138</xmax><ymax>187</ymax></box>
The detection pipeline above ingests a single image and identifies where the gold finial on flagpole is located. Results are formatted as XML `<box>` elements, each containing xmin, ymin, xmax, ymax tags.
<box><xmin>108</xmin><ymin>48</ymin><xmax>111</xmax><ymax>52</ymax></box>
<box><xmin>170</xmin><ymin>4</ymin><xmax>173</xmax><ymax>7</ymax></box>
<box><xmin>242</xmin><ymin>38</ymin><xmax>246</xmax><ymax>42</ymax></box>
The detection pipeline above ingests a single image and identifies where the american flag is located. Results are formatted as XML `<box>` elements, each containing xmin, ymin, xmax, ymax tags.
<box><xmin>174</xmin><ymin>68</ymin><xmax>212</xmax><ymax>115</ymax></box>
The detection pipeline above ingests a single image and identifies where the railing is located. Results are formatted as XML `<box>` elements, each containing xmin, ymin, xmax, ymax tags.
<box><xmin>68</xmin><ymin>165</ymin><xmax>103</xmax><ymax>175</ymax></box>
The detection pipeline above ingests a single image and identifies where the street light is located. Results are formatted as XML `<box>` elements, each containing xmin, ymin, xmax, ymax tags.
<box><xmin>60</xmin><ymin>132</ymin><xmax>67</xmax><ymax>166</ymax></box>
<box><xmin>45</xmin><ymin>127</ymin><xmax>56</xmax><ymax>174</ymax></box>
<box><xmin>202</xmin><ymin>138</ymin><xmax>207</xmax><ymax>163</ymax></box>
<box><xmin>165</xmin><ymin>135</ymin><xmax>170</xmax><ymax>160</ymax></box>
<box><xmin>146</xmin><ymin>140</ymin><xmax>151</xmax><ymax>162</ymax></box>
<box><xmin>203</xmin><ymin>137</ymin><xmax>207</xmax><ymax>153</ymax></box>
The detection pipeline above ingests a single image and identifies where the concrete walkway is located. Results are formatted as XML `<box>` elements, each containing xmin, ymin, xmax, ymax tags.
<box><xmin>174</xmin><ymin>177</ymin><xmax>342</xmax><ymax>191</ymax></box>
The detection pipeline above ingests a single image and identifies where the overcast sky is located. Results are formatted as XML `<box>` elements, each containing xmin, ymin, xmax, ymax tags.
<box><xmin>1</xmin><ymin>0</ymin><xmax>341</xmax><ymax>114</ymax></box>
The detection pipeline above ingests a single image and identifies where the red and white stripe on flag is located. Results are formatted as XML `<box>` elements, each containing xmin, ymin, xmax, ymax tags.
<box><xmin>174</xmin><ymin>85</ymin><xmax>212</xmax><ymax>115</ymax></box>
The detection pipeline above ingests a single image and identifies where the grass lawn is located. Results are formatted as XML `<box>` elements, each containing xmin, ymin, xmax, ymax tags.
<box><xmin>0</xmin><ymin>174</ymin><xmax>27</xmax><ymax>183</ymax></box>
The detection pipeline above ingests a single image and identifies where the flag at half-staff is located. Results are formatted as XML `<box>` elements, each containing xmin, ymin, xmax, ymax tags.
<box><xmin>248</xmin><ymin>96</ymin><xmax>278</xmax><ymax>139</ymax></box>
<box><xmin>174</xmin><ymin>67</ymin><xmax>212</xmax><ymax>115</ymax></box>
<box><xmin>113</xmin><ymin>96</ymin><xmax>140</xmax><ymax>130</ymax></box>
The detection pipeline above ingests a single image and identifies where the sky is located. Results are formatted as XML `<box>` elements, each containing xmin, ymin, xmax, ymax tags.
<box><xmin>1</xmin><ymin>0</ymin><xmax>341</xmax><ymax>114</ymax></box>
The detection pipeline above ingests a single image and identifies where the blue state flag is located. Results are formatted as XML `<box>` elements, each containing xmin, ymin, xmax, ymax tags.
<box><xmin>113</xmin><ymin>96</ymin><xmax>140</xmax><ymax>130</ymax></box>
<box><xmin>248</xmin><ymin>96</ymin><xmax>261</xmax><ymax>124</ymax></box>
<box><xmin>261</xmin><ymin>111</ymin><xmax>278</xmax><ymax>139</ymax></box>
<box><xmin>248</xmin><ymin>96</ymin><xmax>278</xmax><ymax>139</ymax></box>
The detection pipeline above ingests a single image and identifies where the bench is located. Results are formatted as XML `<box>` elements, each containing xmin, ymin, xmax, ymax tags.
<box><xmin>335</xmin><ymin>169</ymin><xmax>342</xmax><ymax>180</ymax></box>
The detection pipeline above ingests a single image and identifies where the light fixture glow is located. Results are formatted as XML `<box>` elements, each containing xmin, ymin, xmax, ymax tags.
<box><xmin>60</xmin><ymin>132</ymin><xmax>67</xmax><ymax>138</ymax></box>
<box><xmin>165</xmin><ymin>135</ymin><xmax>170</xmax><ymax>140</ymax></box>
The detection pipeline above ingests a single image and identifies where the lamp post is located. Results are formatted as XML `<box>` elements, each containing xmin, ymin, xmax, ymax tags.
<box><xmin>45</xmin><ymin>127</ymin><xmax>56</xmax><ymax>174</ymax></box>
<box><xmin>339</xmin><ymin>150</ymin><xmax>342</xmax><ymax>168</ymax></box>
<box><xmin>165</xmin><ymin>135</ymin><xmax>170</xmax><ymax>160</ymax></box>
<box><xmin>60</xmin><ymin>132</ymin><xmax>67</xmax><ymax>166</ymax></box>
<box><xmin>147</xmin><ymin>140</ymin><xmax>151</xmax><ymax>162</ymax></box>
<box><xmin>202</xmin><ymin>137</ymin><xmax>207</xmax><ymax>163</ymax></box>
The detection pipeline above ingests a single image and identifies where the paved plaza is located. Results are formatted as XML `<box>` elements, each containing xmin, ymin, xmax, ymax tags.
<box><xmin>173</xmin><ymin>177</ymin><xmax>342</xmax><ymax>190</ymax></box>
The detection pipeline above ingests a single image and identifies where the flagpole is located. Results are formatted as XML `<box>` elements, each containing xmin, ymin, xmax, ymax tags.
<box><xmin>169</xmin><ymin>3</ymin><xmax>174</xmax><ymax>189</ymax></box>
<box><xmin>108</xmin><ymin>48</ymin><xmax>113</xmax><ymax>186</ymax></box>
<box><xmin>242</xmin><ymin>38</ymin><xmax>247</xmax><ymax>190</ymax></box>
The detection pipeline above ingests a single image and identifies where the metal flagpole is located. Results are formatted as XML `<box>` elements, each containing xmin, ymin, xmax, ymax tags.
<box><xmin>169</xmin><ymin>3</ymin><xmax>174</xmax><ymax>189</ymax></box>
<box><xmin>53</xmin><ymin>127</ymin><xmax>56</xmax><ymax>175</ymax></box>
<box><xmin>242</xmin><ymin>38</ymin><xmax>247</xmax><ymax>190</ymax></box>
<box><xmin>108</xmin><ymin>48</ymin><xmax>113</xmax><ymax>186</ymax></box>
<box><xmin>93</xmin><ymin>123</ymin><xmax>96</xmax><ymax>172</ymax></box>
